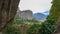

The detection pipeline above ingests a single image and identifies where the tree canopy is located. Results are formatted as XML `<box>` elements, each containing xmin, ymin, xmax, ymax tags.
<box><xmin>50</xmin><ymin>0</ymin><xmax>60</xmax><ymax>19</ymax></box>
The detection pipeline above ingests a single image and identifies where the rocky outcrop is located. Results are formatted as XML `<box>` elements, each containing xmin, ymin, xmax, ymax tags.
<box><xmin>0</xmin><ymin>0</ymin><xmax>20</xmax><ymax>31</ymax></box>
<box><xmin>17</xmin><ymin>10</ymin><xmax>34</xmax><ymax>20</ymax></box>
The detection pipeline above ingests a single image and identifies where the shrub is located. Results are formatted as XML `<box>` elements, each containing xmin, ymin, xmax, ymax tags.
<box><xmin>27</xmin><ymin>24</ymin><xmax>41</xmax><ymax>34</ymax></box>
<box><xmin>26</xmin><ymin>19</ymin><xmax>38</xmax><ymax>23</ymax></box>
<box><xmin>3</xmin><ymin>24</ymin><xmax>21</xmax><ymax>34</ymax></box>
<box><xmin>13</xmin><ymin>15</ymin><xmax>38</xmax><ymax>24</ymax></box>
<box><xmin>27</xmin><ymin>16</ymin><xmax>56</xmax><ymax>34</ymax></box>
<box><xmin>39</xmin><ymin>16</ymin><xmax>57</xmax><ymax>34</ymax></box>
<box><xmin>13</xmin><ymin>15</ymin><xmax>24</xmax><ymax>24</ymax></box>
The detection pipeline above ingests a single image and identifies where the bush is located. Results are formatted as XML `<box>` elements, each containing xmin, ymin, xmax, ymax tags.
<box><xmin>3</xmin><ymin>24</ymin><xmax>21</xmax><ymax>34</ymax></box>
<box><xmin>26</xmin><ymin>19</ymin><xmax>38</xmax><ymax>23</ymax></box>
<box><xmin>27</xmin><ymin>24</ymin><xmax>41</xmax><ymax>34</ymax></box>
<box><xmin>13</xmin><ymin>15</ymin><xmax>38</xmax><ymax>24</ymax></box>
<box><xmin>39</xmin><ymin>16</ymin><xmax>57</xmax><ymax>34</ymax></box>
<box><xmin>13</xmin><ymin>15</ymin><xmax>24</xmax><ymax>24</ymax></box>
<box><xmin>27</xmin><ymin>16</ymin><xmax>56</xmax><ymax>34</ymax></box>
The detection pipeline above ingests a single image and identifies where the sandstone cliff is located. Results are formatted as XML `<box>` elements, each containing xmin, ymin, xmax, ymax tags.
<box><xmin>17</xmin><ymin>10</ymin><xmax>34</xmax><ymax>20</ymax></box>
<box><xmin>0</xmin><ymin>0</ymin><xmax>20</xmax><ymax>31</ymax></box>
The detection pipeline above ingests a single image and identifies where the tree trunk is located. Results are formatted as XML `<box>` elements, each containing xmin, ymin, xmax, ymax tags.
<box><xmin>0</xmin><ymin>0</ymin><xmax>20</xmax><ymax>31</ymax></box>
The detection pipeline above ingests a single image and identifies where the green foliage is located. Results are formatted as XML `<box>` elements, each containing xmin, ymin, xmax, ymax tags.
<box><xmin>13</xmin><ymin>15</ymin><xmax>38</xmax><ymax>24</ymax></box>
<box><xmin>27</xmin><ymin>24</ymin><xmax>41</xmax><ymax>34</ymax></box>
<box><xmin>13</xmin><ymin>11</ymin><xmax>57</xmax><ymax>34</ymax></box>
<box><xmin>25</xmin><ymin>19</ymin><xmax>38</xmax><ymax>23</ymax></box>
<box><xmin>13</xmin><ymin>19</ymin><xmax>24</xmax><ymax>24</ymax></box>
<box><xmin>13</xmin><ymin>15</ymin><xmax>24</xmax><ymax>24</ymax></box>
<box><xmin>50</xmin><ymin>0</ymin><xmax>60</xmax><ymax>19</ymax></box>
<box><xmin>39</xmin><ymin>16</ymin><xmax>56</xmax><ymax>34</ymax></box>
<box><xmin>3</xmin><ymin>24</ymin><xmax>21</xmax><ymax>34</ymax></box>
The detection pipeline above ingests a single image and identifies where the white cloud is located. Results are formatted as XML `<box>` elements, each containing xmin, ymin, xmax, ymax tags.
<box><xmin>18</xmin><ymin>0</ymin><xmax>52</xmax><ymax>13</ymax></box>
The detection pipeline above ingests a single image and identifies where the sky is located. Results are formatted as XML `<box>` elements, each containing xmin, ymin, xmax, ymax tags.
<box><xmin>18</xmin><ymin>0</ymin><xmax>52</xmax><ymax>13</ymax></box>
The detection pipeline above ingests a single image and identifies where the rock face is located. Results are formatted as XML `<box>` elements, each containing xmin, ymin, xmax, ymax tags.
<box><xmin>0</xmin><ymin>0</ymin><xmax>20</xmax><ymax>31</ymax></box>
<box><xmin>17</xmin><ymin>10</ymin><xmax>33</xmax><ymax>20</ymax></box>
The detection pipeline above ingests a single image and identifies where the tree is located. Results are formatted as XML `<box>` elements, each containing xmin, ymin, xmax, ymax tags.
<box><xmin>50</xmin><ymin>0</ymin><xmax>60</xmax><ymax>19</ymax></box>
<box><xmin>0</xmin><ymin>0</ymin><xmax>20</xmax><ymax>31</ymax></box>
<box><xmin>50</xmin><ymin>0</ymin><xmax>60</xmax><ymax>34</ymax></box>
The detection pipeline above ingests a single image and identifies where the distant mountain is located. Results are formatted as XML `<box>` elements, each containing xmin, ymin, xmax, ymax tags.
<box><xmin>33</xmin><ymin>13</ymin><xmax>48</xmax><ymax>21</ymax></box>
<box><xmin>42</xmin><ymin>11</ymin><xmax>50</xmax><ymax>15</ymax></box>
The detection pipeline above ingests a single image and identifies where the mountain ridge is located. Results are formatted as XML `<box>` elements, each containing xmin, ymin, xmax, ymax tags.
<box><xmin>33</xmin><ymin>13</ymin><xmax>48</xmax><ymax>21</ymax></box>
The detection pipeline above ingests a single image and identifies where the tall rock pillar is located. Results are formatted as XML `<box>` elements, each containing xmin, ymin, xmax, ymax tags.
<box><xmin>0</xmin><ymin>0</ymin><xmax>20</xmax><ymax>31</ymax></box>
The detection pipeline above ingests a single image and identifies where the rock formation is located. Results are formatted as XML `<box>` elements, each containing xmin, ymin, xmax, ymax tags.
<box><xmin>0</xmin><ymin>0</ymin><xmax>20</xmax><ymax>31</ymax></box>
<box><xmin>17</xmin><ymin>10</ymin><xmax>33</xmax><ymax>20</ymax></box>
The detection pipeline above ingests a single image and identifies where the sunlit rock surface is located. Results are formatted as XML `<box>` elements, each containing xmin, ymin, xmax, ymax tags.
<box><xmin>17</xmin><ymin>10</ymin><xmax>34</xmax><ymax>20</ymax></box>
